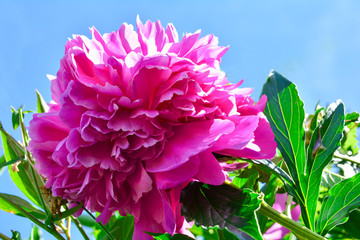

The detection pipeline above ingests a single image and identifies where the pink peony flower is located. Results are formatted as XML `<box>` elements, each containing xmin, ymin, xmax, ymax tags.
<box><xmin>263</xmin><ymin>193</ymin><xmax>301</xmax><ymax>240</ymax></box>
<box><xmin>28</xmin><ymin>16</ymin><xmax>276</xmax><ymax>239</ymax></box>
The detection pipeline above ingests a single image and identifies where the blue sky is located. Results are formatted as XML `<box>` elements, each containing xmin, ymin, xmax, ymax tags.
<box><xmin>0</xmin><ymin>1</ymin><xmax>360</xmax><ymax>239</ymax></box>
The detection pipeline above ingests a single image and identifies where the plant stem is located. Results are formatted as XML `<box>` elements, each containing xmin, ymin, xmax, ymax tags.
<box><xmin>71</xmin><ymin>216</ymin><xmax>90</xmax><ymax>240</ymax></box>
<box><xmin>80</xmin><ymin>203</ymin><xmax>115</xmax><ymax>240</ymax></box>
<box><xmin>0</xmin><ymin>193</ymin><xmax>65</xmax><ymax>240</ymax></box>
<box><xmin>0</xmin><ymin>233</ymin><xmax>11</xmax><ymax>240</ymax></box>
<box><xmin>334</xmin><ymin>152</ymin><xmax>360</xmax><ymax>165</ymax></box>
<box><xmin>258</xmin><ymin>201</ymin><xmax>327</xmax><ymax>240</ymax></box>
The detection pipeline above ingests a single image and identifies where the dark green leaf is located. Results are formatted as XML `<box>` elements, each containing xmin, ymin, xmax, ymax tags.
<box><xmin>0</xmin><ymin>193</ymin><xmax>46</xmax><ymax>219</ymax></box>
<box><xmin>181</xmin><ymin>182</ymin><xmax>262</xmax><ymax>240</ymax></box>
<box><xmin>11</xmin><ymin>230</ymin><xmax>21</xmax><ymax>240</ymax></box>
<box><xmin>145</xmin><ymin>232</ymin><xmax>194</xmax><ymax>240</ymax></box>
<box><xmin>316</xmin><ymin>172</ymin><xmax>360</xmax><ymax>235</ymax></box>
<box><xmin>29</xmin><ymin>225</ymin><xmax>41</xmax><ymax>240</ymax></box>
<box><xmin>11</xmin><ymin>106</ymin><xmax>21</xmax><ymax>130</ymax></box>
<box><xmin>0</xmin><ymin>155</ymin><xmax>6</xmax><ymax>175</ymax></box>
<box><xmin>260</xmin><ymin>70</ymin><xmax>306</xmax><ymax>196</ymax></box>
<box><xmin>36</xmin><ymin>90</ymin><xmax>49</xmax><ymax>113</ymax></box>
<box><xmin>330</xmin><ymin>208</ymin><xmax>360</xmax><ymax>239</ymax></box>
<box><xmin>306</xmin><ymin>101</ymin><xmax>345</xmax><ymax>230</ymax></box>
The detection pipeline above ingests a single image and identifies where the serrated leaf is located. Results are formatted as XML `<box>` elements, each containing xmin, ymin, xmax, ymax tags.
<box><xmin>35</xmin><ymin>90</ymin><xmax>49</xmax><ymax>113</ymax></box>
<box><xmin>260</xmin><ymin>70</ymin><xmax>306</xmax><ymax>196</ymax></box>
<box><xmin>181</xmin><ymin>182</ymin><xmax>262</xmax><ymax>240</ymax></box>
<box><xmin>145</xmin><ymin>232</ymin><xmax>194</xmax><ymax>240</ymax></box>
<box><xmin>29</xmin><ymin>225</ymin><xmax>41</xmax><ymax>240</ymax></box>
<box><xmin>305</xmin><ymin>101</ymin><xmax>345</xmax><ymax>230</ymax></box>
<box><xmin>0</xmin><ymin>124</ymin><xmax>42</xmax><ymax>208</ymax></box>
<box><xmin>316</xmin><ymin>172</ymin><xmax>360</xmax><ymax>235</ymax></box>
<box><xmin>0</xmin><ymin>193</ymin><xmax>46</xmax><ymax>219</ymax></box>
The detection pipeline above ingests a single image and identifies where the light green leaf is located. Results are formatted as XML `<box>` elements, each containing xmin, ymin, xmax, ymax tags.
<box><xmin>0</xmin><ymin>193</ymin><xmax>46</xmax><ymax>219</ymax></box>
<box><xmin>260</xmin><ymin>70</ymin><xmax>306</xmax><ymax>196</ymax></box>
<box><xmin>316</xmin><ymin>172</ymin><xmax>360</xmax><ymax>235</ymax></box>
<box><xmin>306</xmin><ymin>101</ymin><xmax>345</xmax><ymax>230</ymax></box>
<box><xmin>29</xmin><ymin>225</ymin><xmax>41</xmax><ymax>240</ymax></box>
<box><xmin>94</xmin><ymin>214</ymin><xmax>134</xmax><ymax>240</ymax></box>
<box><xmin>189</xmin><ymin>225</ymin><xmax>240</xmax><ymax>240</ymax></box>
<box><xmin>35</xmin><ymin>90</ymin><xmax>49</xmax><ymax>113</ymax></box>
<box><xmin>0</xmin><ymin>123</ymin><xmax>42</xmax><ymax>208</ymax></box>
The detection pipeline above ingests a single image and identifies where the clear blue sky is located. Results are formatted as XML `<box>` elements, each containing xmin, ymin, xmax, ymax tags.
<box><xmin>0</xmin><ymin>1</ymin><xmax>360</xmax><ymax>239</ymax></box>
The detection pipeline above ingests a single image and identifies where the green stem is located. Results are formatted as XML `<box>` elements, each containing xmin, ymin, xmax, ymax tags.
<box><xmin>0</xmin><ymin>232</ymin><xmax>11</xmax><ymax>240</ymax></box>
<box><xmin>80</xmin><ymin>203</ymin><xmax>115</xmax><ymax>240</ymax></box>
<box><xmin>0</xmin><ymin>193</ymin><xmax>65</xmax><ymax>240</ymax></box>
<box><xmin>71</xmin><ymin>216</ymin><xmax>90</xmax><ymax>240</ymax></box>
<box><xmin>258</xmin><ymin>201</ymin><xmax>327</xmax><ymax>240</ymax></box>
<box><xmin>334</xmin><ymin>152</ymin><xmax>360</xmax><ymax>165</ymax></box>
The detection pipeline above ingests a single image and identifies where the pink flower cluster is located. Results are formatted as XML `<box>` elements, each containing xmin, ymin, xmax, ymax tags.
<box><xmin>28</xmin><ymin>17</ymin><xmax>276</xmax><ymax>239</ymax></box>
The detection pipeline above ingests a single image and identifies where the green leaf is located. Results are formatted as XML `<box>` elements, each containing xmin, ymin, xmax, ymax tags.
<box><xmin>77</xmin><ymin>215</ymin><xmax>97</xmax><ymax>227</ymax></box>
<box><xmin>247</xmin><ymin>159</ymin><xmax>297</xmax><ymax>199</ymax></box>
<box><xmin>0</xmin><ymin>155</ymin><xmax>6</xmax><ymax>175</ymax></box>
<box><xmin>316</xmin><ymin>172</ymin><xmax>360</xmax><ymax>235</ymax></box>
<box><xmin>36</xmin><ymin>89</ymin><xmax>49</xmax><ymax>113</ymax></box>
<box><xmin>305</xmin><ymin>101</ymin><xmax>345</xmax><ymax>230</ymax></box>
<box><xmin>11</xmin><ymin>230</ymin><xmax>21</xmax><ymax>240</ymax></box>
<box><xmin>189</xmin><ymin>225</ymin><xmax>240</xmax><ymax>240</ymax></box>
<box><xmin>260</xmin><ymin>70</ymin><xmax>306</xmax><ymax>196</ymax></box>
<box><xmin>330</xmin><ymin>208</ymin><xmax>360</xmax><ymax>239</ymax></box>
<box><xmin>29</xmin><ymin>225</ymin><xmax>41</xmax><ymax>240</ymax></box>
<box><xmin>232</xmin><ymin>164</ymin><xmax>259</xmax><ymax>190</ymax></box>
<box><xmin>181</xmin><ymin>182</ymin><xmax>262</xmax><ymax>240</ymax></box>
<box><xmin>258</xmin><ymin>172</ymin><xmax>282</xmax><ymax>233</ymax></box>
<box><xmin>0</xmin><ymin>123</ymin><xmax>43</xmax><ymax>208</ymax></box>
<box><xmin>11</xmin><ymin>106</ymin><xmax>21</xmax><ymax>130</ymax></box>
<box><xmin>0</xmin><ymin>193</ymin><xmax>46</xmax><ymax>219</ymax></box>
<box><xmin>309</xmin><ymin>108</ymin><xmax>324</xmax><ymax>132</ymax></box>
<box><xmin>94</xmin><ymin>214</ymin><xmax>134</xmax><ymax>240</ymax></box>
<box><xmin>340</xmin><ymin>121</ymin><xmax>359</xmax><ymax>156</ymax></box>
<box><xmin>345</xmin><ymin>112</ymin><xmax>359</xmax><ymax>126</ymax></box>
<box><xmin>145</xmin><ymin>232</ymin><xmax>194</xmax><ymax>240</ymax></box>
<box><xmin>321</xmin><ymin>171</ymin><xmax>344</xmax><ymax>189</ymax></box>
<box><xmin>45</xmin><ymin>204</ymin><xmax>82</xmax><ymax>225</ymax></box>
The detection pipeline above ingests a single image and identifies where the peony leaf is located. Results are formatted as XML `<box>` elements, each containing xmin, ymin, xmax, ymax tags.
<box><xmin>35</xmin><ymin>90</ymin><xmax>49</xmax><ymax>113</ymax></box>
<box><xmin>145</xmin><ymin>232</ymin><xmax>194</xmax><ymax>240</ymax></box>
<box><xmin>261</xmin><ymin>70</ymin><xmax>307</xmax><ymax>199</ymax></box>
<box><xmin>306</xmin><ymin>100</ymin><xmax>345</xmax><ymax>230</ymax></box>
<box><xmin>45</xmin><ymin>204</ymin><xmax>82</xmax><ymax>225</ymax></box>
<box><xmin>181</xmin><ymin>182</ymin><xmax>262</xmax><ymax>240</ymax></box>
<box><xmin>94</xmin><ymin>214</ymin><xmax>134</xmax><ymax>240</ymax></box>
<box><xmin>29</xmin><ymin>225</ymin><xmax>41</xmax><ymax>240</ymax></box>
<box><xmin>316</xmin><ymin>172</ymin><xmax>360</xmax><ymax>235</ymax></box>
<box><xmin>0</xmin><ymin>193</ymin><xmax>46</xmax><ymax>219</ymax></box>
<box><xmin>77</xmin><ymin>215</ymin><xmax>97</xmax><ymax>227</ymax></box>
<box><xmin>0</xmin><ymin>123</ymin><xmax>42</xmax><ymax>208</ymax></box>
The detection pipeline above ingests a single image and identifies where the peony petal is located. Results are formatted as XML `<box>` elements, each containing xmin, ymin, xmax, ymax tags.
<box><xmin>194</xmin><ymin>151</ymin><xmax>225</xmax><ymax>185</ymax></box>
<box><xmin>146</xmin><ymin>119</ymin><xmax>234</xmax><ymax>172</ymax></box>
